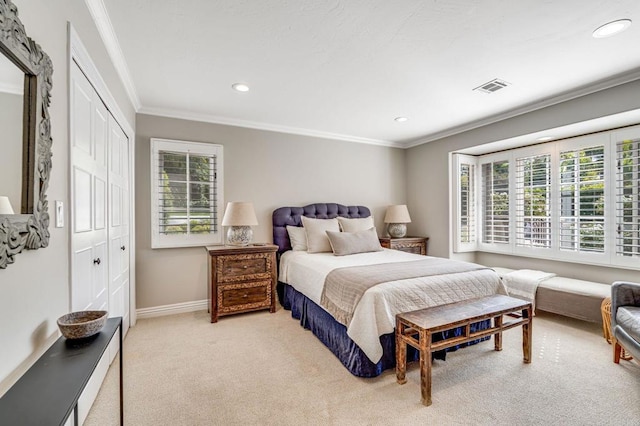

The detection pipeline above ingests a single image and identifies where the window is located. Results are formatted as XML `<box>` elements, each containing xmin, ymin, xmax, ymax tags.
<box><xmin>452</xmin><ymin>124</ymin><xmax>640</xmax><ymax>270</ymax></box>
<box><xmin>559</xmin><ymin>145</ymin><xmax>605</xmax><ymax>253</ymax></box>
<box><xmin>150</xmin><ymin>139</ymin><xmax>223</xmax><ymax>248</ymax></box>
<box><xmin>453</xmin><ymin>154</ymin><xmax>477</xmax><ymax>252</ymax></box>
<box><xmin>516</xmin><ymin>153</ymin><xmax>551</xmax><ymax>248</ymax></box>
<box><xmin>460</xmin><ymin>163</ymin><xmax>475</xmax><ymax>244</ymax></box>
<box><xmin>481</xmin><ymin>160</ymin><xmax>509</xmax><ymax>244</ymax></box>
<box><xmin>616</xmin><ymin>137</ymin><xmax>640</xmax><ymax>260</ymax></box>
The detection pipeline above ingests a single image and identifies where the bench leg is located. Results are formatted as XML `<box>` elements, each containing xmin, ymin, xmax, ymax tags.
<box><xmin>494</xmin><ymin>315</ymin><xmax>503</xmax><ymax>351</ymax></box>
<box><xmin>420</xmin><ymin>330</ymin><xmax>432</xmax><ymax>406</ymax></box>
<box><xmin>523</xmin><ymin>306</ymin><xmax>533</xmax><ymax>363</ymax></box>
<box><xmin>396</xmin><ymin>318</ymin><xmax>407</xmax><ymax>385</ymax></box>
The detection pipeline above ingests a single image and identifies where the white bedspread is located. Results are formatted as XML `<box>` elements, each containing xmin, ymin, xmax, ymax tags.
<box><xmin>279</xmin><ymin>250</ymin><xmax>506</xmax><ymax>363</ymax></box>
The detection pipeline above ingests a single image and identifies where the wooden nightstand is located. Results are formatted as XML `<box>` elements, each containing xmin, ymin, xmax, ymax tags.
<box><xmin>206</xmin><ymin>244</ymin><xmax>278</xmax><ymax>323</ymax></box>
<box><xmin>379</xmin><ymin>236</ymin><xmax>429</xmax><ymax>255</ymax></box>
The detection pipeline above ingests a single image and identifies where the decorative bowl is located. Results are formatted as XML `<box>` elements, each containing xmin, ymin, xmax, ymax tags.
<box><xmin>57</xmin><ymin>310</ymin><xmax>108</xmax><ymax>340</ymax></box>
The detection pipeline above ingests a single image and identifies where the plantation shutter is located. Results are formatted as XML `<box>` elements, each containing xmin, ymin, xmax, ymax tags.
<box><xmin>558</xmin><ymin>145</ymin><xmax>605</xmax><ymax>253</ymax></box>
<box><xmin>151</xmin><ymin>139</ymin><xmax>223</xmax><ymax>248</ymax></box>
<box><xmin>156</xmin><ymin>150</ymin><xmax>218</xmax><ymax>235</ymax></box>
<box><xmin>459</xmin><ymin>162</ymin><xmax>476</xmax><ymax>244</ymax></box>
<box><xmin>616</xmin><ymin>138</ymin><xmax>640</xmax><ymax>258</ymax></box>
<box><xmin>515</xmin><ymin>154</ymin><xmax>551</xmax><ymax>248</ymax></box>
<box><xmin>481</xmin><ymin>160</ymin><xmax>509</xmax><ymax>244</ymax></box>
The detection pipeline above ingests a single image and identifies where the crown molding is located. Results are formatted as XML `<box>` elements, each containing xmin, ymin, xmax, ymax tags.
<box><xmin>137</xmin><ymin>106</ymin><xmax>403</xmax><ymax>148</ymax></box>
<box><xmin>85</xmin><ymin>0</ymin><xmax>141</xmax><ymax>110</ymax></box>
<box><xmin>403</xmin><ymin>68</ymin><xmax>640</xmax><ymax>149</ymax></box>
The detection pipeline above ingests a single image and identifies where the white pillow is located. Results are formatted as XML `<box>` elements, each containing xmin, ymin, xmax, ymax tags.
<box><xmin>326</xmin><ymin>227</ymin><xmax>383</xmax><ymax>256</ymax></box>
<box><xmin>301</xmin><ymin>217</ymin><xmax>340</xmax><ymax>253</ymax></box>
<box><xmin>337</xmin><ymin>216</ymin><xmax>375</xmax><ymax>233</ymax></box>
<box><xmin>286</xmin><ymin>225</ymin><xmax>307</xmax><ymax>251</ymax></box>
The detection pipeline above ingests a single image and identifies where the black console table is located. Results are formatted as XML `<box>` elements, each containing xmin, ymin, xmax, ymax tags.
<box><xmin>0</xmin><ymin>317</ymin><xmax>123</xmax><ymax>425</ymax></box>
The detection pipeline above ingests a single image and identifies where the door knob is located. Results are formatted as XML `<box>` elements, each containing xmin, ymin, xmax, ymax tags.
<box><xmin>120</xmin><ymin>245</ymin><xmax>126</xmax><ymax>251</ymax></box>
<box><xmin>93</xmin><ymin>258</ymin><xmax>101</xmax><ymax>265</ymax></box>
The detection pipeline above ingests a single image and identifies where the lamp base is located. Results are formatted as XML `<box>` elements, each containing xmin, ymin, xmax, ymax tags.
<box><xmin>388</xmin><ymin>223</ymin><xmax>407</xmax><ymax>238</ymax></box>
<box><xmin>226</xmin><ymin>226</ymin><xmax>253</xmax><ymax>246</ymax></box>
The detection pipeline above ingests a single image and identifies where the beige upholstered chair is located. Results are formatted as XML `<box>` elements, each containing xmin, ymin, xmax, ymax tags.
<box><xmin>611</xmin><ymin>281</ymin><xmax>640</xmax><ymax>363</ymax></box>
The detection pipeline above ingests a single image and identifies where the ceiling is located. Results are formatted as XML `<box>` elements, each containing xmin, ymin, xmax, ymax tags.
<box><xmin>96</xmin><ymin>0</ymin><xmax>640</xmax><ymax>148</ymax></box>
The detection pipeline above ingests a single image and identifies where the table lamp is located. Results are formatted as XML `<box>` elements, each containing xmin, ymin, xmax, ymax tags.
<box><xmin>221</xmin><ymin>202</ymin><xmax>258</xmax><ymax>246</ymax></box>
<box><xmin>384</xmin><ymin>204</ymin><xmax>411</xmax><ymax>238</ymax></box>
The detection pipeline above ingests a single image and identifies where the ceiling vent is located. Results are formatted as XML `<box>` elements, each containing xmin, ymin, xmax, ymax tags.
<box><xmin>473</xmin><ymin>79</ymin><xmax>510</xmax><ymax>94</ymax></box>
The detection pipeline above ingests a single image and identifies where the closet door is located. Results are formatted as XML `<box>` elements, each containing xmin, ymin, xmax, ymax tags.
<box><xmin>70</xmin><ymin>63</ymin><xmax>109</xmax><ymax>312</ymax></box>
<box><xmin>108</xmin><ymin>116</ymin><xmax>130</xmax><ymax>332</ymax></box>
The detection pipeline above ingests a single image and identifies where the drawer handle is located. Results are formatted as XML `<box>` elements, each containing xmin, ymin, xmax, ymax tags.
<box><xmin>243</xmin><ymin>265</ymin><xmax>248</xmax><ymax>269</ymax></box>
<box><xmin>242</xmin><ymin>293</ymin><xmax>248</xmax><ymax>298</ymax></box>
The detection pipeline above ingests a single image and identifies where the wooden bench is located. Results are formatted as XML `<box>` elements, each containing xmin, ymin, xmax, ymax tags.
<box><xmin>395</xmin><ymin>295</ymin><xmax>532</xmax><ymax>406</ymax></box>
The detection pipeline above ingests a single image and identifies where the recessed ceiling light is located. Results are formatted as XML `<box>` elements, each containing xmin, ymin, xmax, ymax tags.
<box><xmin>232</xmin><ymin>83</ymin><xmax>250</xmax><ymax>92</ymax></box>
<box><xmin>537</xmin><ymin>136</ymin><xmax>554</xmax><ymax>142</ymax></box>
<box><xmin>592</xmin><ymin>19</ymin><xmax>632</xmax><ymax>38</ymax></box>
<box><xmin>394</xmin><ymin>117</ymin><xmax>408</xmax><ymax>122</ymax></box>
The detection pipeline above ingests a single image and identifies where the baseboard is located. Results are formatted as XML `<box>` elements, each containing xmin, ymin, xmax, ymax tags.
<box><xmin>136</xmin><ymin>299</ymin><xmax>208</xmax><ymax>319</ymax></box>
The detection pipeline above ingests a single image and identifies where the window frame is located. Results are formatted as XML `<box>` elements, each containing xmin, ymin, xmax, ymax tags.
<box><xmin>452</xmin><ymin>126</ymin><xmax>639</xmax><ymax>270</ymax></box>
<box><xmin>611</xmin><ymin>126</ymin><xmax>640</xmax><ymax>269</ymax></box>
<box><xmin>452</xmin><ymin>153</ymin><xmax>478</xmax><ymax>252</ymax></box>
<box><xmin>150</xmin><ymin>138</ymin><xmax>224</xmax><ymax>249</ymax></box>
<box><xmin>478</xmin><ymin>152</ymin><xmax>512</xmax><ymax>253</ymax></box>
<box><xmin>513</xmin><ymin>144</ymin><xmax>554</xmax><ymax>254</ymax></box>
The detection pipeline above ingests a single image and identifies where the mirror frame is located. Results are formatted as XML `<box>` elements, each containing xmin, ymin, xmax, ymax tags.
<box><xmin>0</xmin><ymin>0</ymin><xmax>53</xmax><ymax>269</ymax></box>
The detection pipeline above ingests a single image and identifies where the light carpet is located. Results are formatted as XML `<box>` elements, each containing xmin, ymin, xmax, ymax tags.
<box><xmin>85</xmin><ymin>308</ymin><xmax>640</xmax><ymax>425</ymax></box>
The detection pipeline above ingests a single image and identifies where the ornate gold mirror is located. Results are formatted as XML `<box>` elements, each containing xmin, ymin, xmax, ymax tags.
<box><xmin>0</xmin><ymin>0</ymin><xmax>53</xmax><ymax>269</ymax></box>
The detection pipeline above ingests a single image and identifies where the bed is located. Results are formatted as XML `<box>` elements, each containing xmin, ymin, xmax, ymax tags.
<box><xmin>273</xmin><ymin>203</ymin><xmax>506</xmax><ymax>377</ymax></box>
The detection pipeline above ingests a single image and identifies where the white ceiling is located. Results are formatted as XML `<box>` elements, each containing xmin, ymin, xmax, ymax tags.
<box><xmin>97</xmin><ymin>0</ymin><xmax>640</xmax><ymax>148</ymax></box>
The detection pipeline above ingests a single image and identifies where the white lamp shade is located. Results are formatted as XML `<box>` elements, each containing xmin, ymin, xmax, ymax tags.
<box><xmin>0</xmin><ymin>196</ymin><xmax>15</xmax><ymax>214</ymax></box>
<box><xmin>384</xmin><ymin>204</ymin><xmax>411</xmax><ymax>223</ymax></box>
<box><xmin>221</xmin><ymin>202</ymin><xmax>258</xmax><ymax>226</ymax></box>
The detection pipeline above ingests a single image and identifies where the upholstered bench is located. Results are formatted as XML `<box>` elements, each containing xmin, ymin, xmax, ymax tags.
<box><xmin>492</xmin><ymin>267</ymin><xmax>610</xmax><ymax>323</ymax></box>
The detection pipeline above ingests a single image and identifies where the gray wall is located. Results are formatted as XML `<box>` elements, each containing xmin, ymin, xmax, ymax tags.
<box><xmin>135</xmin><ymin>114</ymin><xmax>407</xmax><ymax>309</ymax></box>
<box><xmin>0</xmin><ymin>92</ymin><xmax>22</xmax><ymax>210</ymax></box>
<box><xmin>406</xmin><ymin>79</ymin><xmax>640</xmax><ymax>284</ymax></box>
<box><xmin>0</xmin><ymin>0</ymin><xmax>135</xmax><ymax>395</ymax></box>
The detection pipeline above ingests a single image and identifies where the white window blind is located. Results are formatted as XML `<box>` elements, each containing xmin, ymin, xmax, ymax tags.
<box><xmin>151</xmin><ymin>139</ymin><xmax>223</xmax><ymax>248</ymax></box>
<box><xmin>516</xmin><ymin>154</ymin><xmax>551</xmax><ymax>248</ymax></box>
<box><xmin>482</xmin><ymin>160</ymin><xmax>509</xmax><ymax>244</ymax></box>
<box><xmin>559</xmin><ymin>145</ymin><xmax>605</xmax><ymax>253</ymax></box>
<box><xmin>459</xmin><ymin>162</ymin><xmax>476</xmax><ymax>244</ymax></box>
<box><xmin>616</xmin><ymin>138</ymin><xmax>640</xmax><ymax>258</ymax></box>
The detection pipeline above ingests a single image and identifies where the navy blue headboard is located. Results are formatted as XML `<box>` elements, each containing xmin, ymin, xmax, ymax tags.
<box><xmin>272</xmin><ymin>203</ymin><xmax>371</xmax><ymax>254</ymax></box>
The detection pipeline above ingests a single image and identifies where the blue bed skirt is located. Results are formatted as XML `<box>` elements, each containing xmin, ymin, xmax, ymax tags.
<box><xmin>278</xmin><ymin>282</ymin><xmax>490</xmax><ymax>378</ymax></box>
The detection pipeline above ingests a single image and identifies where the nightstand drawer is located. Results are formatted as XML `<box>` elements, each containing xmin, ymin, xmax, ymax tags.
<box><xmin>219</xmin><ymin>281</ymin><xmax>271</xmax><ymax>311</ymax></box>
<box><xmin>218</xmin><ymin>253</ymin><xmax>271</xmax><ymax>282</ymax></box>
<box><xmin>395</xmin><ymin>244</ymin><xmax>423</xmax><ymax>255</ymax></box>
<box><xmin>379</xmin><ymin>237</ymin><xmax>428</xmax><ymax>256</ymax></box>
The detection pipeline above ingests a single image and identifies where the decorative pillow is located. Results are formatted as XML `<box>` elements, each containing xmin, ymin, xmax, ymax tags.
<box><xmin>301</xmin><ymin>217</ymin><xmax>340</xmax><ymax>253</ymax></box>
<box><xmin>337</xmin><ymin>216</ymin><xmax>375</xmax><ymax>233</ymax></box>
<box><xmin>286</xmin><ymin>225</ymin><xmax>307</xmax><ymax>251</ymax></box>
<box><xmin>326</xmin><ymin>227</ymin><xmax>383</xmax><ymax>256</ymax></box>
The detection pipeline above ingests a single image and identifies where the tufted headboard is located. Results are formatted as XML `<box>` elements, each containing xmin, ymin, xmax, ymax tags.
<box><xmin>272</xmin><ymin>203</ymin><xmax>371</xmax><ymax>254</ymax></box>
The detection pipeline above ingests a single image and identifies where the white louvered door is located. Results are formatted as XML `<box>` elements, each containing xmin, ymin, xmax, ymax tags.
<box><xmin>108</xmin><ymin>115</ymin><xmax>130</xmax><ymax>332</ymax></box>
<box><xmin>70</xmin><ymin>62</ymin><xmax>109</xmax><ymax>312</ymax></box>
<box><xmin>71</xmin><ymin>61</ymin><xmax>132</xmax><ymax>328</ymax></box>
